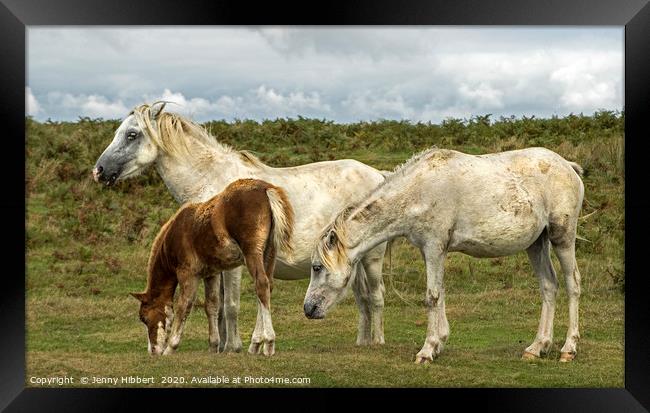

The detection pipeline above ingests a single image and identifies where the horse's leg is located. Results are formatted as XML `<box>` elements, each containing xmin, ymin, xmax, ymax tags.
<box><xmin>248</xmin><ymin>301</ymin><xmax>265</xmax><ymax>355</ymax></box>
<box><xmin>361</xmin><ymin>242</ymin><xmax>387</xmax><ymax>345</ymax></box>
<box><xmin>437</xmin><ymin>291</ymin><xmax>450</xmax><ymax>348</ymax></box>
<box><xmin>222</xmin><ymin>266</ymin><xmax>243</xmax><ymax>352</ymax></box>
<box><xmin>547</xmin><ymin>209</ymin><xmax>582</xmax><ymax>362</ymax></box>
<box><xmin>217</xmin><ymin>272</ymin><xmax>226</xmax><ymax>352</ymax></box>
<box><xmin>248</xmin><ymin>244</ymin><xmax>278</xmax><ymax>355</ymax></box>
<box><xmin>552</xmin><ymin>241</ymin><xmax>582</xmax><ymax>362</ymax></box>
<box><xmin>204</xmin><ymin>274</ymin><xmax>222</xmax><ymax>352</ymax></box>
<box><xmin>261</xmin><ymin>245</ymin><xmax>277</xmax><ymax>356</ymax></box>
<box><xmin>245</xmin><ymin>252</ymin><xmax>275</xmax><ymax>356</ymax></box>
<box><xmin>523</xmin><ymin>230</ymin><xmax>558</xmax><ymax>359</ymax></box>
<box><xmin>352</xmin><ymin>264</ymin><xmax>372</xmax><ymax>345</ymax></box>
<box><xmin>258</xmin><ymin>295</ymin><xmax>276</xmax><ymax>357</ymax></box>
<box><xmin>163</xmin><ymin>273</ymin><xmax>199</xmax><ymax>355</ymax></box>
<box><xmin>415</xmin><ymin>244</ymin><xmax>448</xmax><ymax>364</ymax></box>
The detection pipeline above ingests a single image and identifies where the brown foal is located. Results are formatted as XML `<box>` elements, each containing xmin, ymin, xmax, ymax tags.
<box><xmin>131</xmin><ymin>178</ymin><xmax>294</xmax><ymax>356</ymax></box>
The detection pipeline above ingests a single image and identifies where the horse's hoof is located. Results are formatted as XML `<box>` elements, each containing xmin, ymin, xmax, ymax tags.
<box><xmin>559</xmin><ymin>352</ymin><xmax>575</xmax><ymax>362</ymax></box>
<box><xmin>248</xmin><ymin>342</ymin><xmax>262</xmax><ymax>355</ymax></box>
<box><xmin>371</xmin><ymin>337</ymin><xmax>386</xmax><ymax>345</ymax></box>
<box><xmin>415</xmin><ymin>355</ymin><xmax>433</xmax><ymax>364</ymax></box>
<box><xmin>224</xmin><ymin>342</ymin><xmax>243</xmax><ymax>353</ymax></box>
<box><xmin>262</xmin><ymin>341</ymin><xmax>275</xmax><ymax>357</ymax></box>
<box><xmin>522</xmin><ymin>351</ymin><xmax>540</xmax><ymax>360</ymax></box>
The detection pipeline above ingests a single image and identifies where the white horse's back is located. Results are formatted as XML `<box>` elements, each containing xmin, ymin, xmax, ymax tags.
<box><xmin>364</xmin><ymin>147</ymin><xmax>583</xmax><ymax>258</ymax></box>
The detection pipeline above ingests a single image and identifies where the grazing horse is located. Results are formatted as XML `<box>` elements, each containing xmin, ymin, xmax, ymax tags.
<box><xmin>304</xmin><ymin>147</ymin><xmax>585</xmax><ymax>364</ymax></box>
<box><xmin>131</xmin><ymin>179</ymin><xmax>295</xmax><ymax>356</ymax></box>
<box><xmin>93</xmin><ymin>102</ymin><xmax>388</xmax><ymax>352</ymax></box>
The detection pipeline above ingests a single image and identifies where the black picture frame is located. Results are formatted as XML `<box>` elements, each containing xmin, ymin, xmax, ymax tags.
<box><xmin>3</xmin><ymin>0</ymin><xmax>649</xmax><ymax>411</ymax></box>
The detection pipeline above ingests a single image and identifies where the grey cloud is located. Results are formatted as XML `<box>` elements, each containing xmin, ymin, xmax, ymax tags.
<box><xmin>27</xmin><ymin>27</ymin><xmax>623</xmax><ymax>123</ymax></box>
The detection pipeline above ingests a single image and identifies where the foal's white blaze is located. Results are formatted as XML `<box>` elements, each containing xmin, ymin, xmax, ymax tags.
<box><xmin>146</xmin><ymin>325</ymin><xmax>152</xmax><ymax>353</ymax></box>
<box><xmin>155</xmin><ymin>321</ymin><xmax>166</xmax><ymax>355</ymax></box>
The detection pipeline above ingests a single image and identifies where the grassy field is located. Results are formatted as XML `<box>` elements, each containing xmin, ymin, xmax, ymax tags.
<box><xmin>26</xmin><ymin>112</ymin><xmax>624</xmax><ymax>387</ymax></box>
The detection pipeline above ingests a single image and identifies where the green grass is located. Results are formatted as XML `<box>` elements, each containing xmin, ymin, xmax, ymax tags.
<box><xmin>26</xmin><ymin>112</ymin><xmax>624</xmax><ymax>387</ymax></box>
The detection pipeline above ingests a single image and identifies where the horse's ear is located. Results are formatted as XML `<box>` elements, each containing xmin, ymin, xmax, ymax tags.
<box><xmin>326</xmin><ymin>231</ymin><xmax>338</xmax><ymax>249</ymax></box>
<box><xmin>150</xmin><ymin>102</ymin><xmax>166</xmax><ymax>120</ymax></box>
<box><xmin>130</xmin><ymin>292</ymin><xmax>147</xmax><ymax>303</ymax></box>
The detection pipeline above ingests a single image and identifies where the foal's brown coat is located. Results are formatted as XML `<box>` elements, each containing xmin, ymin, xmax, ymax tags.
<box><xmin>131</xmin><ymin>179</ymin><xmax>294</xmax><ymax>355</ymax></box>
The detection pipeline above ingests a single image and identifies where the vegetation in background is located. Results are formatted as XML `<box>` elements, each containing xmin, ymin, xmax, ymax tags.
<box><xmin>26</xmin><ymin>111</ymin><xmax>624</xmax><ymax>387</ymax></box>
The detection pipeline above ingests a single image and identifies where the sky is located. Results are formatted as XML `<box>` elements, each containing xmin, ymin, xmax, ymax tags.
<box><xmin>26</xmin><ymin>27</ymin><xmax>623</xmax><ymax>123</ymax></box>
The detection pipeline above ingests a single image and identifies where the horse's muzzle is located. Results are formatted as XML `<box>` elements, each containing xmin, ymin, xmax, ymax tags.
<box><xmin>92</xmin><ymin>166</ymin><xmax>103</xmax><ymax>183</ymax></box>
<box><xmin>304</xmin><ymin>302</ymin><xmax>325</xmax><ymax>319</ymax></box>
<box><xmin>92</xmin><ymin>165</ymin><xmax>119</xmax><ymax>186</ymax></box>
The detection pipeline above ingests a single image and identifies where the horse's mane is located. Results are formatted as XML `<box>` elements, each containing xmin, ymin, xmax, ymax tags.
<box><xmin>365</xmin><ymin>146</ymin><xmax>455</xmax><ymax>198</ymax></box>
<box><xmin>391</xmin><ymin>146</ymin><xmax>440</xmax><ymax>175</ymax></box>
<box><xmin>131</xmin><ymin>103</ymin><xmax>266</xmax><ymax>167</ymax></box>
<box><xmin>315</xmin><ymin>205</ymin><xmax>358</xmax><ymax>271</ymax></box>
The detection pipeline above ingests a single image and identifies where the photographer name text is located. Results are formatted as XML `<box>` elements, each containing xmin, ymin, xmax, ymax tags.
<box><xmin>29</xmin><ymin>375</ymin><xmax>310</xmax><ymax>386</ymax></box>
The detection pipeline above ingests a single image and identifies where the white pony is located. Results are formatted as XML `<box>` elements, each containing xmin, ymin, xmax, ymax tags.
<box><xmin>92</xmin><ymin>102</ymin><xmax>388</xmax><ymax>352</ymax></box>
<box><xmin>304</xmin><ymin>147</ymin><xmax>584</xmax><ymax>363</ymax></box>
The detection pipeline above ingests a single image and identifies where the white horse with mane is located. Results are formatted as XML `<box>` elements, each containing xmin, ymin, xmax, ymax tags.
<box><xmin>92</xmin><ymin>102</ymin><xmax>388</xmax><ymax>353</ymax></box>
<box><xmin>304</xmin><ymin>147</ymin><xmax>584</xmax><ymax>363</ymax></box>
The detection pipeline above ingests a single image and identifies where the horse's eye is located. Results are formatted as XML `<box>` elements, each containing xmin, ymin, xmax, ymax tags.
<box><xmin>312</xmin><ymin>265</ymin><xmax>323</xmax><ymax>273</ymax></box>
<box><xmin>127</xmin><ymin>131</ymin><xmax>138</xmax><ymax>140</ymax></box>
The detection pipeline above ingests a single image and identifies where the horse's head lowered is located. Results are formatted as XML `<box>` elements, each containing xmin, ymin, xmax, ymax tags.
<box><xmin>130</xmin><ymin>292</ymin><xmax>173</xmax><ymax>355</ymax></box>
<box><xmin>92</xmin><ymin>102</ymin><xmax>166</xmax><ymax>186</ymax></box>
<box><xmin>303</xmin><ymin>226</ymin><xmax>356</xmax><ymax>319</ymax></box>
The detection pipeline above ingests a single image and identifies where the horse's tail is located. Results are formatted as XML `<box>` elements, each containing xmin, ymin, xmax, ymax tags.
<box><xmin>568</xmin><ymin>161</ymin><xmax>584</xmax><ymax>177</ymax></box>
<box><xmin>266</xmin><ymin>186</ymin><xmax>295</xmax><ymax>263</ymax></box>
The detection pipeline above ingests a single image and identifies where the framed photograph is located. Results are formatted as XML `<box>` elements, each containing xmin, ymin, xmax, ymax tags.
<box><xmin>4</xmin><ymin>0</ymin><xmax>649</xmax><ymax>410</ymax></box>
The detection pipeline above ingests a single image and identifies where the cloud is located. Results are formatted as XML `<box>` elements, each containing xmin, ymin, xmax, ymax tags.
<box><xmin>26</xmin><ymin>87</ymin><xmax>41</xmax><ymax>116</ymax></box>
<box><xmin>148</xmin><ymin>86</ymin><xmax>331</xmax><ymax>120</ymax></box>
<box><xmin>154</xmin><ymin>89</ymin><xmax>230</xmax><ymax>117</ymax></box>
<box><xmin>27</xmin><ymin>27</ymin><xmax>623</xmax><ymax>122</ymax></box>
<box><xmin>255</xmin><ymin>27</ymin><xmax>427</xmax><ymax>59</ymax></box>
<box><xmin>458</xmin><ymin>83</ymin><xmax>505</xmax><ymax>110</ymax></box>
<box><xmin>549</xmin><ymin>53</ymin><xmax>621</xmax><ymax>111</ymax></box>
<box><xmin>418</xmin><ymin>49</ymin><xmax>622</xmax><ymax>119</ymax></box>
<box><xmin>44</xmin><ymin>92</ymin><xmax>129</xmax><ymax>119</ymax></box>
<box><xmin>34</xmin><ymin>87</ymin><xmax>333</xmax><ymax>121</ymax></box>
<box><xmin>80</xmin><ymin>96</ymin><xmax>129</xmax><ymax>119</ymax></box>
<box><xmin>252</xmin><ymin>85</ymin><xmax>331</xmax><ymax>116</ymax></box>
<box><xmin>342</xmin><ymin>92</ymin><xmax>415</xmax><ymax>120</ymax></box>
